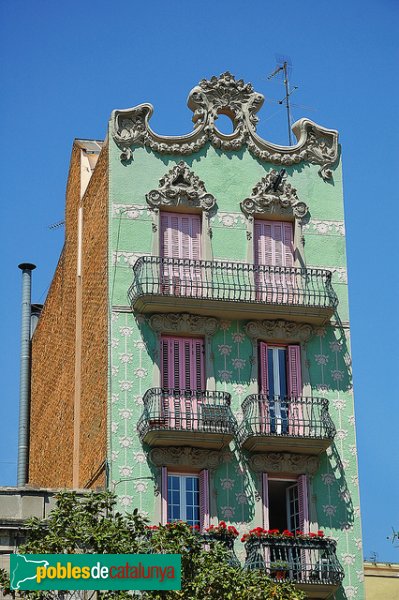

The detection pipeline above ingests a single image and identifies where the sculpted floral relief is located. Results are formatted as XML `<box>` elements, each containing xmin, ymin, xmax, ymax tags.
<box><xmin>112</xmin><ymin>72</ymin><xmax>339</xmax><ymax>179</ymax></box>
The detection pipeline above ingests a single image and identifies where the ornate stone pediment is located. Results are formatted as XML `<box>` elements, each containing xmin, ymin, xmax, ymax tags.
<box><xmin>245</xmin><ymin>319</ymin><xmax>314</xmax><ymax>342</ymax></box>
<box><xmin>112</xmin><ymin>72</ymin><xmax>338</xmax><ymax>180</ymax></box>
<box><xmin>240</xmin><ymin>169</ymin><xmax>308</xmax><ymax>220</ymax></box>
<box><xmin>149</xmin><ymin>313</ymin><xmax>220</xmax><ymax>336</ymax></box>
<box><xmin>249</xmin><ymin>452</ymin><xmax>319</xmax><ymax>475</ymax></box>
<box><xmin>149</xmin><ymin>447</ymin><xmax>225</xmax><ymax>470</ymax></box>
<box><xmin>146</xmin><ymin>162</ymin><xmax>216</xmax><ymax>212</ymax></box>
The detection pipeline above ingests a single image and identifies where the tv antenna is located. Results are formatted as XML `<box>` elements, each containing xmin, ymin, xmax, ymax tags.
<box><xmin>267</xmin><ymin>55</ymin><xmax>297</xmax><ymax>146</ymax></box>
<box><xmin>48</xmin><ymin>220</ymin><xmax>65</xmax><ymax>230</ymax></box>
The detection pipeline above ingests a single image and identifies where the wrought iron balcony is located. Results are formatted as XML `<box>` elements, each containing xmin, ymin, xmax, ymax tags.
<box><xmin>137</xmin><ymin>388</ymin><xmax>236</xmax><ymax>449</ymax></box>
<box><xmin>128</xmin><ymin>257</ymin><xmax>338</xmax><ymax>324</ymax></box>
<box><xmin>244</xmin><ymin>537</ymin><xmax>344</xmax><ymax>598</ymax></box>
<box><xmin>239</xmin><ymin>395</ymin><xmax>335</xmax><ymax>454</ymax></box>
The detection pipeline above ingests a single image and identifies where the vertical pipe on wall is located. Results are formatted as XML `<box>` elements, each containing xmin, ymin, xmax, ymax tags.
<box><xmin>17</xmin><ymin>262</ymin><xmax>36</xmax><ymax>486</ymax></box>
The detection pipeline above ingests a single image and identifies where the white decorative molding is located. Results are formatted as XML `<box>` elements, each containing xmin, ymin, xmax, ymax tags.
<box><xmin>112</xmin><ymin>251</ymin><xmax>147</xmax><ymax>266</ymax></box>
<box><xmin>240</xmin><ymin>169</ymin><xmax>308</xmax><ymax>220</ymax></box>
<box><xmin>111</xmin><ymin>72</ymin><xmax>339</xmax><ymax>180</ymax></box>
<box><xmin>148</xmin><ymin>313</ymin><xmax>220</xmax><ymax>336</ymax></box>
<box><xmin>113</xmin><ymin>204</ymin><xmax>151</xmax><ymax>219</ymax></box>
<box><xmin>149</xmin><ymin>447</ymin><xmax>226</xmax><ymax>470</ymax></box>
<box><xmin>245</xmin><ymin>319</ymin><xmax>314</xmax><ymax>342</ymax></box>
<box><xmin>303</xmin><ymin>220</ymin><xmax>345</xmax><ymax>236</ymax></box>
<box><xmin>249</xmin><ymin>452</ymin><xmax>320</xmax><ymax>475</ymax></box>
<box><xmin>308</xmin><ymin>266</ymin><xmax>347</xmax><ymax>283</ymax></box>
<box><xmin>145</xmin><ymin>162</ymin><xmax>216</xmax><ymax>212</ymax></box>
<box><xmin>210</xmin><ymin>212</ymin><xmax>246</xmax><ymax>227</ymax></box>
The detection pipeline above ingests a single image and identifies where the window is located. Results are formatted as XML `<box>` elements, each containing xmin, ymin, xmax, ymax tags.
<box><xmin>254</xmin><ymin>219</ymin><xmax>295</xmax><ymax>302</ymax></box>
<box><xmin>160</xmin><ymin>336</ymin><xmax>205</xmax><ymax>430</ymax></box>
<box><xmin>160</xmin><ymin>212</ymin><xmax>201</xmax><ymax>296</ymax></box>
<box><xmin>168</xmin><ymin>474</ymin><xmax>200</xmax><ymax>526</ymax></box>
<box><xmin>262</xmin><ymin>473</ymin><xmax>309</xmax><ymax>533</ymax></box>
<box><xmin>259</xmin><ymin>342</ymin><xmax>303</xmax><ymax>435</ymax></box>
<box><xmin>161</xmin><ymin>467</ymin><xmax>209</xmax><ymax>529</ymax></box>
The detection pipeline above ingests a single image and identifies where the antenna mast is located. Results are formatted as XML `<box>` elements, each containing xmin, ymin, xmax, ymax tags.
<box><xmin>268</xmin><ymin>57</ymin><xmax>297</xmax><ymax>146</ymax></box>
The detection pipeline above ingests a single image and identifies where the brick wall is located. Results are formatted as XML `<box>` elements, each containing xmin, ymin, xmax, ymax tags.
<box><xmin>29</xmin><ymin>142</ymin><xmax>108</xmax><ymax>489</ymax></box>
<box><xmin>79</xmin><ymin>146</ymin><xmax>108</xmax><ymax>488</ymax></box>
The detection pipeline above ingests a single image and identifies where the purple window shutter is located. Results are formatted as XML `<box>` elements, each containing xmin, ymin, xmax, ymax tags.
<box><xmin>287</xmin><ymin>345</ymin><xmax>302</xmax><ymax>397</ymax></box>
<box><xmin>259</xmin><ymin>342</ymin><xmax>269</xmax><ymax>433</ymax></box>
<box><xmin>288</xmin><ymin>345</ymin><xmax>303</xmax><ymax>435</ymax></box>
<box><xmin>199</xmin><ymin>469</ymin><xmax>210</xmax><ymax>531</ymax></box>
<box><xmin>262</xmin><ymin>472</ymin><xmax>270</xmax><ymax>530</ymax></box>
<box><xmin>161</xmin><ymin>466</ymin><xmax>168</xmax><ymax>525</ymax></box>
<box><xmin>298</xmin><ymin>474</ymin><xmax>309</xmax><ymax>533</ymax></box>
<box><xmin>262</xmin><ymin>473</ymin><xmax>270</xmax><ymax>567</ymax></box>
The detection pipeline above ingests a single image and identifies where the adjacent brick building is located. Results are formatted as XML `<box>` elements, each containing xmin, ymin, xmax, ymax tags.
<box><xmin>28</xmin><ymin>73</ymin><xmax>364</xmax><ymax>599</ymax></box>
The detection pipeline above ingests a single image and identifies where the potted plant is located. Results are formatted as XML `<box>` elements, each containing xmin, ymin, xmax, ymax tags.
<box><xmin>270</xmin><ymin>560</ymin><xmax>290</xmax><ymax>580</ymax></box>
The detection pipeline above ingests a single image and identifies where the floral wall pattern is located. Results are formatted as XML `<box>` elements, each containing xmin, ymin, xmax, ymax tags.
<box><xmin>108</xmin><ymin>143</ymin><xmax>364</xmax><ymax>599</ymax></box>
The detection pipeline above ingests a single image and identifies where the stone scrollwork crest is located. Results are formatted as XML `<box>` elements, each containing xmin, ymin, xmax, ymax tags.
<box><xmin>240</xmin><ymin>169</ymin><xmax>308</xmax><ymax>220</ymax></box>
<box><xmin>245</xmin><ymin>319</ymin><xmax>314</xmax><ymax>343</ymax></box>
<box><xmin>111</xmin><ymin>72</ymin><xmax>339</xmax><ymax>180</ymax></box>
<box><xmin>249</xmin><ymin>452</ymin><xmax>319</xmax><ymax>475</ymax></box>
<box><xmin>149</xmin><ymin>313</ymin><xmax>220</xmax><ymax>336</ymax></box>
<box><xmin>146</xmin><ymin>161</ymin><xmax>216</xmax><ymax>212</ymax></box>
<box><xmin>149</xmin><ymin>447</ymin><xmax>224</xmax><ymax>471</ymax></box>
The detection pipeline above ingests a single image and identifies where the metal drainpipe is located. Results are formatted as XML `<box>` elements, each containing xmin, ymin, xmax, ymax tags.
<box><xmin>17</xmin><ymin>263</ymin><xmax>36</xmax><ymax>486</ymax></box>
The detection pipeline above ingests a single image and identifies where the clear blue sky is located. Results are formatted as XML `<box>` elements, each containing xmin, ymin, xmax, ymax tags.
<box><xmin>0</xmin><ymin>0</ymin><xmax>398</xmax><ymax>562</ymax></box>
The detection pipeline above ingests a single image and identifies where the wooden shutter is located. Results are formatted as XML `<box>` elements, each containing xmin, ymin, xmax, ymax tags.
<box><xmin>287</xmin><ymin>345</ymin><xmax>302</xmax><ymax>397</ymax></box>
<box><xmin>161</xmin><ymin>466</ymin><xmax>168</xmax><ymax>525</ymax></box>
<box><xmin>262</xmin><ymin>473</ymin><xmax>269</xmax><ymax>530</ymax></box>
<box><xmin>199</xmin><ymin>469</ymin><xmax>210</xmax><ymax>531</ymax></box>
<box><xmin>298</xmin><ymin>474</ymin><xmax>309</xmax><ymax>533</ymax></box>
<box><xmin>254</xmin><ymin>220</ymin><xmax>294</xmax><ymax>267</ymax></box>
<box><xmin>259</xmin><ymin>342</ymin><xmax>269</xmax><ymax>394</ymax></box>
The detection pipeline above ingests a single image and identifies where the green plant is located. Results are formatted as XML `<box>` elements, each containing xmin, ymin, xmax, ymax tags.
<box><xmin>0</xmin><ymin>491</ymin><xmax>305</xmax><ymax>600</ymax></box>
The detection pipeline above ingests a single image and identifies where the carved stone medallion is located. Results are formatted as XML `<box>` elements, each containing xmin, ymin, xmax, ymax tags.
<box><xmin>240</xmin><ymin>169</ymin><xmax>308</xmax><ymax>220</ymax></box>
<box><xmin>148</xmin><ymin>313</ymin><xmax>220</xmax><ymax>336</ymax></box>
<box><xmin>146</xmin><ymin>162</ymin><xmax>216</xmax><ymax>212</ymax></box>
<box><xmin>111</xmin><ymin>72</ymin><xmax>339</xmax><ymax>180</ymax></box>
<box><xmin>149</xmin><ymin>447</ymin><xmax>224</xmax><ymax>471</ymax></box>
<box><xmin>249</xmin><ymin>452</ymin><xmax>319</xmax><ymax>475</ymax></box>
<box><xmin>245</xmin><ymin>320</ymin><xmax>314</xmax><ymax>342</ymax></box>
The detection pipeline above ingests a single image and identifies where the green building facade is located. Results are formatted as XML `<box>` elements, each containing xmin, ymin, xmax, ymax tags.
<box><xmin>107</xmin><ymin>73</ymin><xmax>363</xmax><ymax>600</ymax></box>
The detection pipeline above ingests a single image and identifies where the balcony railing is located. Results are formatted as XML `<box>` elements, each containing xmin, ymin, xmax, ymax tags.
<box><xmin>137</xmin><ymin>388</ymin><xmax>236</xmax><ymax>449</ymax></box>
<box><xmin>239</xmin><ymin>395</ymin><xmax>336</xmax><ymax>454</ymax></box>
<box><xmin>244</xmin><ymin>537</ymin><xmax>344</xmax><ymax>597</ymax></box>
<box><xmin>128</xmin><ymin>257</ymin><xmax>338</xmax><ymax>324</ymax></box>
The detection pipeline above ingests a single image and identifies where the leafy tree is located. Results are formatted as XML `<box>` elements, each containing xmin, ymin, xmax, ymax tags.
<box><xmin>0</xmin><ymin>491</ymin><xmax>305</xmax><ymax>600</ymax></box>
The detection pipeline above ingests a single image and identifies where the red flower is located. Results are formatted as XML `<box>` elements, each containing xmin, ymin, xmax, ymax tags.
<box><xmin>295</xmin><ymin>530</ymin><xmax>304</xmax><ymax>536</ymax></box>
<box><xmin>309</xmin><ymin>532</ymin><xmax>317</xmax><ymax>538</ymax></box>
<box><xmin>282</xmin><ymin>530</ymin><xmax>294</xmax><ymax>537</ymax></box>
<box><xmin>193</xmin><ymin>524</ymin><xmax>200</xmax><ymax>531</ymax></box>
<box><xmin>228</xmin><ymin>526</ymin><xmax>239</xmax><ymax>536</ymax></box>
<box><xmin>317</xmin><ymin>530</ymin><xmax>324</xmax><ymax>537</ymax></box>
<box><xmin>219</xmin><ymin>521</ymin><xmax>226</xmax><ymax>528</ymax></box>
<box><xmin>269</xmin><ymin>529</ymin><xmax>280</xmax><ymax>535</ymax></box>
<box><xmin>241</xmin><ymin>534</ymin><xmax>248</xmax><ymax>542</ymax></box>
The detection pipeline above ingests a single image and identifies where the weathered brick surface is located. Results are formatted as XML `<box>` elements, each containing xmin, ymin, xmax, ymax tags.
<box><xmin>29</xmin><ymin>142</ymin><xmax>108</xmax><ymax>489</ymax></box>
<box><xmin>29</xmin><ymin>144</ymin><xmax>80</xmax><ymax>487</ymax></box>
<box><xmin>79</xmin><ymin>146</ymin><xmax>108</xmax><ymax>488</ymax></box>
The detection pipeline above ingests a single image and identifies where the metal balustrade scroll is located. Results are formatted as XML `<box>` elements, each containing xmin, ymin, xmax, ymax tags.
<box><xmin>128</xmin><ymin>257</ymin><xmax>338</xmax><ymax>310</ymax></box>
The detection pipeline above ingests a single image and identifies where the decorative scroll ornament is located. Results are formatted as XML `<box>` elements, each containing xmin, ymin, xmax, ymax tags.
<box><xmin>111</xmin><ymin>72</ymin><xmax>338</xmax><ymax>180</ymax></box>
<box><xmin>149</xmin><ymin>447</ymin><xmax>225</xmax><ymax>470</ymax></box>
<box><xmin>146</xmin><ymin>161</ymin><xmax>216</xmax><ymax>212</ymax></box>
<box><xmin>240</xmin><ymin>169</ymin><xmax>308</xmax><ymax>219</ymax></box>
<box><xmin>245</xmin><ymin>319</ymin><xmax>314</xmax><ymax>342</ymax></box>
<box><xmin>249</xmin><ymin>452</ymin><xmax>319</xmax><ymax>475</ymax></box>
<box><xmin>149</xmin><ymin>313</ymin><xmax>220</xmax><ymax>336</ymax></box>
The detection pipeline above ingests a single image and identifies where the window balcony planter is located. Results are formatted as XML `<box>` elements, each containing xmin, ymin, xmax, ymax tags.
<box><xmin>239</xmin><ymin>395</ymin><xmax>336</xmax><ymax>454</ymax></box>
<box><xmin>137</xmin><ymin>388</ymin><xmax>236</xmax><ymax>450</ymax></box>
<box><xmin>128</xmin><ymin>257</ymin><xmax>338</xmax><ymax>325</ymax></box>
<box><xmin>204</xmin><ymin>522</ymin><xmax>241</xmax><ymax>568</ymax></box>
<box><xmin>243</xmin><ymin>530</ymin><xmax>344</xmax><ymax>599</ymax></box>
